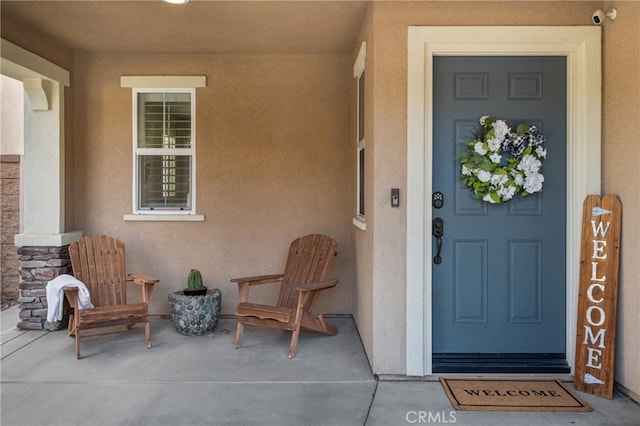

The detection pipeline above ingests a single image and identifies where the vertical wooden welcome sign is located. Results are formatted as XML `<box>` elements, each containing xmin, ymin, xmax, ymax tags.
<box><xmin>574</xmin><ymin>195</ymin><xmax>622</xmax><ymax>399</ymax></box>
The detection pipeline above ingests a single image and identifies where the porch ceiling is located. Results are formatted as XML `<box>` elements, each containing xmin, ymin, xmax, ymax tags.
<box><xmin>1</xmin><ymin>0</ymin><xmax>370</xmax><ymax>55</ymax></box>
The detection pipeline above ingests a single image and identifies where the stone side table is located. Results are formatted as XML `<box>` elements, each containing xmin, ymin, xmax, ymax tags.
<box><xmin>168</xmin><ymin>288</ymin><xmax>221</xmax><ymax>336</ymax></box>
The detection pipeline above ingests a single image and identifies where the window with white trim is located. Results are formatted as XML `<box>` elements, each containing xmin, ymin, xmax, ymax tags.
<box><xmin>121</xmin><ymin>76</ymin><xmax>205</xmax><ymax>221</ymax></box>
<box><xmin>133</xmin><ymin>89</ymin><xmax>195</xmax><ymax>213</ymax></box>
<box><xmin>353</xmin><ymin>42</ymin><xmax>366</xmax><ymax>229</ymax></box>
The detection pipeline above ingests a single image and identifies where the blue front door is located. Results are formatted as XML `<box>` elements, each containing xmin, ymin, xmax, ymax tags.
<box><xmin>432</xmin><ymin>56</ymin><xmax>567</xmax><ymax>370</ymax></box>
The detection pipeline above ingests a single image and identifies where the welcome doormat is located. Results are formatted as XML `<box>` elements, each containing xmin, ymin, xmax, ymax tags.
<box><xmin>440</xmin><ymin>378</ymin><xmax>592</xmax><ymax>412</ymax></box>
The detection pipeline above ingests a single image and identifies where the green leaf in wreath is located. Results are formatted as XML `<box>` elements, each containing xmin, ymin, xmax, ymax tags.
<box><xmin>516</xmin><ymin>123</ymin><xmax>529</xmax><ymax>134</ymax></box>
<box><xmin>479</xmin><ymin>158</ymin><xmax>493</xmax><ymax>171</ymax></box>
<box><xmin>493</xmin><ymin>168</ymin><xmax>507</xmax><ymax>176</ymax></box>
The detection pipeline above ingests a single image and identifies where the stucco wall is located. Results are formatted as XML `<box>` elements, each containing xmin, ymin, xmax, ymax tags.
<box><xmin>601</xmin><ymin>1</ymin><xmax>640</xmax><ymax>398</ymax></box>
<box><xmin>72</xmin><ymin>53</ymin><xmax>354</xmax><ymax>316</ymax></box>
<box><xmin>0</xmin><ymin>75</ymin><xmax>24</xmax><ymax>156</ymax></box>
<box><xmin>358</xmin><ymin>0</ymin><xmax>640</xmax><ymax>396</ymax></box>
<box><xmin>351</xmin><ymin>4</ymin><xmax>376</xmax><ymax>369</ymax></box>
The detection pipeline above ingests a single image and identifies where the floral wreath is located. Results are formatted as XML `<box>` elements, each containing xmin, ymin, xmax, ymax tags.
<box><xmin>459</xmin><ymin>115</ymin><xmax>547</xmax><ymax>204</ymax></box>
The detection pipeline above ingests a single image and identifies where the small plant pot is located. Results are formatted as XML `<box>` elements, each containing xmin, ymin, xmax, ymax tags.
<box><xmin>168</xmin><ymin>288</ymin><xmax>222</xmax><ymax>336</ymax></box>
<box><xmin>183</xmin><ymin>287</ymin><xmax>208</xmax><ymax>296</ymax></box>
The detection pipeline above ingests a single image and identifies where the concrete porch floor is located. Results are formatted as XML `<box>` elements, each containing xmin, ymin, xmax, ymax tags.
<box><xmin>1</xmin><ymin>306</ymin><xmax>638</xmax><ymax>426</ymax></box>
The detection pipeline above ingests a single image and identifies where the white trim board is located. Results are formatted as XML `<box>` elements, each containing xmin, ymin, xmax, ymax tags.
<box><xmin>120</xmin><ymin>75</ymin><xmax>206</xmax><ymax>88</ymax></box>
<box><xmin>406</xmin><ymin>26</ymin><xmax>602</xmax><ymax>376</ymax></box>
<box><xmin>1</xmin><ymin>39</ymin><xmax>70</xmax><ymax>86</ymax></box>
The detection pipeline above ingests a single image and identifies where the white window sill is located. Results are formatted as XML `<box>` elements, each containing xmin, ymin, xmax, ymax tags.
<box><xmin>123</xmin><ymin>214</ymin><xmax>205</xmax><ymax>222</ymax></box>
<box><xmin>352</xmin><ymin>216</ymin><xmax>366</xmax><ymax>231</ymax></box>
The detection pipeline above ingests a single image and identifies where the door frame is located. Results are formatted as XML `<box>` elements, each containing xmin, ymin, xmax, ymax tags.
<box><xmin>406</xmin><ymin>26</ymin><xmax>602</xmax><ymax>376</ymax></box>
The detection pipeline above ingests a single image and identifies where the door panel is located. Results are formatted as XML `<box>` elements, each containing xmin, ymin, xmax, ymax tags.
<box><xmin>432</xmin><ymin>56</ymin><xmax>567</xmax><ymax>357</ymax></box>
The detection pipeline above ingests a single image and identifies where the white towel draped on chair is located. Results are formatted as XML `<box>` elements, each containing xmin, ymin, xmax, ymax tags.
<box><xmin>46</xmin><ymin>274</ymin><xmax>94</xmax><ymax>323</ymax></box>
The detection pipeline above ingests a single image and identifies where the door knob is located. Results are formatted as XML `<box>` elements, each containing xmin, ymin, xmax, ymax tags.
<box><xmin>433</xmin><ymin>217</ymin><xmax>444</xmax><ymax>264</ymax></box>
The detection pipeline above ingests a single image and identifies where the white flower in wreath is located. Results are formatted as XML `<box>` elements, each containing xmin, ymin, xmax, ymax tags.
<box><xmin>518</xmin><ymin>154</ymin><xmax>542</xmax><ymax>175</ymax></box>
<box><xmin>524</xmin><ymin>173</ymin><xmax>544</xmax><ymax>193</ymax></box>
<box><xmin>490</xmin><ymin>174</ymin><xmax>507</xmax><ymax>187</ymax></box>
<box><xmin>498</xmin><ymin>185</ymin><xmax>517</xmax><ymax>201</ymax></box>
<box><xmin>479</xmin><ymin>115</ymin><xmax>490</xmax><ymax>125</ymax></box>
<box><xmin>487</xmin><ymin>137</ymin><xmax>501</xmax><ymax>152</ymax></box>
<box><xmin>536</xmin><ymin>146</ymin><xmax>547</xmax><ymax>159</ymax></box>
<box><xmin>474</xmin><ymin>142</ymin><xmax>487</xmax><ymax>156</ymax></box>
<box><xmin>483</xmin><ymin>193</ymin><xmax>497</xmax><ymax>204</ymax></box>
<box><xmin>492</xmin><ymin>120</ymin><xmax>511</xmax><ymax>141</ymax></box>
<box><xmin>511</xmin><ymin>170</ymin><xmax>524</xmax><ymax>186</ymax></box>
<box><xmin>489</xmin><ymin>153</ymin><xmax>502</xmax><ymax>164</ymax></box>
<box><xmin>477</xmin><ymin>170</ymin><xmax>492</xmax><ymax>183</ymax></box>
<box><xmin>461</xmin><ymin>164</ymin><xmax>473</xmax><ymax>176</ymax></box>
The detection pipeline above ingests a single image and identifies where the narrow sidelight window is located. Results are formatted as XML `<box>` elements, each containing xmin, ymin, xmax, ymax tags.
<box><xmin>354</xmin><ymin>42</ymin><xmax>366</xmax><ymax>227</ymax></box>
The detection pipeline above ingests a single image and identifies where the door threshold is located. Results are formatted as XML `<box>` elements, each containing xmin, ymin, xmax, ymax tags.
<box><xmin>379</xmin><ymin>373</ymin><xmax>574</xmax><ymax>382</ymax></box>
<box><xmin>433</xmin><ymin>353</ymin><xmax>570</xmax><ymax>374</ymax></box>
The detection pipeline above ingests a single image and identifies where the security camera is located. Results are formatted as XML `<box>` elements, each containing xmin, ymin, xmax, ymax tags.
<box><xmin>592</xmin><ymin>9</ymin><xmax>617</xmax><ymax>25</ymax></box>
<box><xmin>592</xmin><ymin>10</ymin><xmax>605</xmax><ymax>25</ymax></box>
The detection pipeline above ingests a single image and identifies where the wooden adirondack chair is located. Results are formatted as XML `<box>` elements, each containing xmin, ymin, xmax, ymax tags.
<box><xmin>64</xmin><ymin>235</ymin><xmax>158</xmax><ymax>359</ymax></box>
<box><xmin>232</xmin><ymin>234</ymin><xmax>338</xmax><ymax>358</ymax></box>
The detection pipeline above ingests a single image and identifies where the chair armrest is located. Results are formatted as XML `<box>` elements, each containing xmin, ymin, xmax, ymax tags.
<box><xmin>62</xmin><ymin>287</ymin><xmax>79</xmax><ymax>307</ymax></box>
<box><xmin>127</xmin><ymin>273</ymin><xmax>159</xmax><ymax>286</ymax></box>
<box><xmin>232</xmin><ymin>274</ymin><xmax>284</xmax><ymax>304</ymax></box>
<box><xmin>295</xmin><ymin>279</ymin><xmax>338</xmax><ymax>293</ymax></box>
<box><xmin>230</xmin><ymin>274</ymin><xmax>284</xmax><ymax>286</ymax></box>
<box><xmin>127</xmin><ymin>273</ymin><xmax>159</xmax><ymax>302</ymax></box>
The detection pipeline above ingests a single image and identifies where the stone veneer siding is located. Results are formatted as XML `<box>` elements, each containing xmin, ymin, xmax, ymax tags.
<box><xmin>1</xmin><ymin>155</ymin><xmax>20</xmax><ymax>302</ymax></box>
<box><xmin>17</xmin><ymin>246</ymin><xmax>72</xmax><ymax>330</ymax></box>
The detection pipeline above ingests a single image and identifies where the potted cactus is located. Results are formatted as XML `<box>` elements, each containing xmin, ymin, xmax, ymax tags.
<box><xmin>183</xmin><ymin>269</ymin><xmax>208</xmax><ymax>296</ymax></box>
<box><xmin>168</xmin><ymin>269</ymin><xmax>221</xmax><ymax>336</ymax></box>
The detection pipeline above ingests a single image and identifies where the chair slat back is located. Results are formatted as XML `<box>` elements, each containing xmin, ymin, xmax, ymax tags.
<box><xmin>69</xmin><ymin>235</ymin><xmax>127</xmax><ymax>308</ymax></box>
<box><xmin>277</xmin><ymin>234</ymin><xmax>337</xmax><ymax>309</ymax></box>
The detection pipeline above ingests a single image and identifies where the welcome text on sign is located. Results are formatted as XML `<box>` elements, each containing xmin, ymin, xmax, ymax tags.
<box><xmin>574</xmin><ymin>195</ymin><xmax>621</xmax><ymax>400</ymax></box>
<box><xmin>583</xmin><ymin>219</ymin><xmax>611</xmax><ymax>371</ymax></box>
